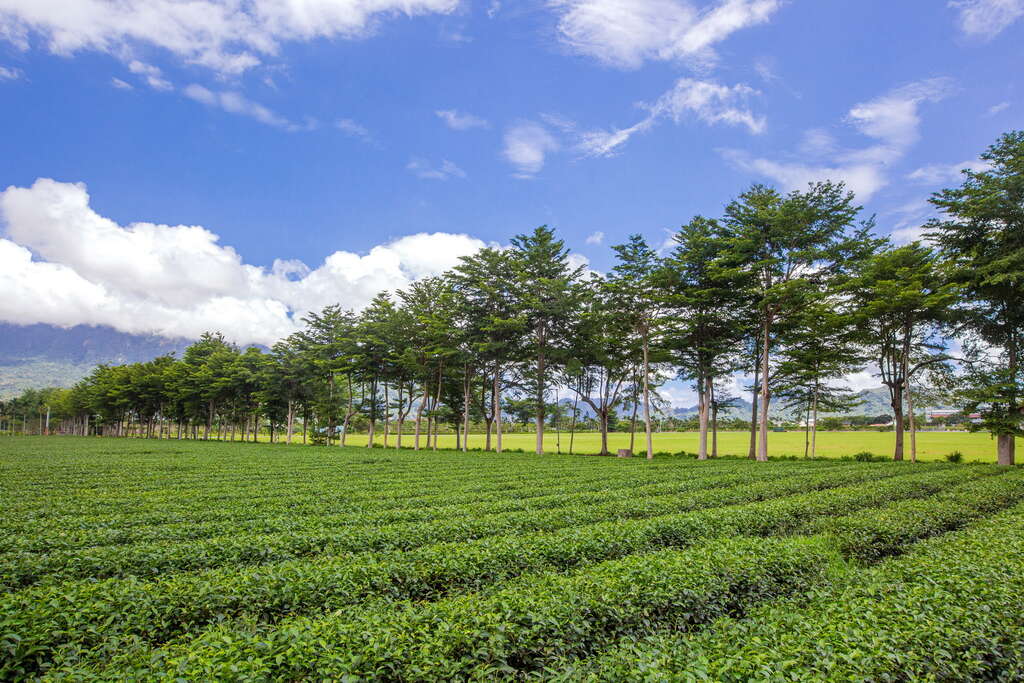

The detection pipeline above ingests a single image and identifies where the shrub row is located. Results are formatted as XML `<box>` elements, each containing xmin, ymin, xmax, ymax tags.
<box><xmin>0</xmin><ymin>462</ymin><xmax>822</xmax><ymax>554</ymax></box>
<box><xmin>0</xmin><ymin>467</ymin><xmax>986</xmax><ymax>676</ymax></box>
<box><xmin>567</xmin><ymin>501</ymin><xmax>1024</xmax><ymax>681</ymax></box>
<box><xmin>47</xmin><ymin>536</ymin><xmax>841</xmax><ymax>682</ymax></box>
<box><xmin>0</xmin><ymin>463</ymin><xmax>911</xmax><ymax>590</ymax></box>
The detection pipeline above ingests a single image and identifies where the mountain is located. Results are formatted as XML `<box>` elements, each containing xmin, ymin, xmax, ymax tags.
<box><xmin>671</xmin><ymin>386</ymin><xmax>895</xmax><ymax>420</ymax></box>
<box><xmin>0</xmin><ymin>323</ymin><xmax>191</xmax><ymax>398</ymax></box>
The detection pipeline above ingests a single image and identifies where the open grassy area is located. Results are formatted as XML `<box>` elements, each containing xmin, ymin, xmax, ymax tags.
<box><xmin>365</xmin><ymin>429</ymin><xmax>1019</xmax><ymax>462</ymax></box>
<box><xmin>2</xmin><ymin>437</ymin><xmax>1024</xmax><ymax>680</ymax></box>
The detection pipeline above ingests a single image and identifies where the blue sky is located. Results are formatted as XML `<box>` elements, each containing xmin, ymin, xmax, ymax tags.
<box><xmin>0</xmin><ymin>0</ymin><xmax>1021</xmax><ymax>371</ymax></box>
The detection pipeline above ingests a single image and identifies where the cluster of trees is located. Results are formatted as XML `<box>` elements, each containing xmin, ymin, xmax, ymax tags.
<box><xmin>3</xmin><ymin>132</ymin><xmax>1022</xmax><ymax>464</ymax></box>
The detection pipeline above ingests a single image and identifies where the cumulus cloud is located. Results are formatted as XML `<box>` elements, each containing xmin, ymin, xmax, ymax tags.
<box><xmin>503</xmin><ymin>121</ymin><xmax>560</xmax><ymax>177</ymax></box>
<box><xmin>551</xmin><ymin>0</ymin><xmax>782</xmax><ymax>69</ymax></box>
<box><xmin>110</xmin><ymin>77</ymin><xmax>133</xmax><ymax>90</ymax></box>
<box><xmin>722</xmin><ymin>78</ymin><xmax>954</xmax><ymax>201</ymax></box>
<box><xmin>0</xmin><ymin>64</ymin><xmax>22</xmax><ymax>80</ymax></box>
<box><xmin>0</xmin><ymin>178</ymin><xmax>487</xmax><ymax>345</ymax></box>
<box><xmin>436</xmin><ymin>109</ymin><xmax>489</xmax><ymax>130</ymax></box>
<box><xmin>951</xmin><ymin>0</ymin><xmax>1024</xmax><ymax>39</ymax></box>
<box><xmin>184</xmin><ymin>83</ymin><xmax>303</xmax><ymax>130</ymax></box>
<box><xmin>0</xmin><ymin>0</ymin><xmax>460</xmax><ymax>74</ymax></box>
<box><xmin>406</xmin><ymin>157</ymin><xmax>467</xmax><ymax>180</ymax></box>
<box><xmin>577</xmin><ymin>77</ymin><xmax>764</xmax><ymax>158</ymax></box>
<box><xmin>585</xmin><ymin>231</ymin><xmax>604</xmax><ymax>245</ymax></box>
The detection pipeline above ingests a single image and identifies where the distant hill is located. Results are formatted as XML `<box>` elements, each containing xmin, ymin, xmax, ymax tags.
<box><xmin>0</xmin><ymin>323</ymin><xmax>191</xmax><ymax>398</ymax></box>
<box><xmin>672</xmin><ymin>386</ymin><xmax>895</xmax><ymax>420</ymax></box>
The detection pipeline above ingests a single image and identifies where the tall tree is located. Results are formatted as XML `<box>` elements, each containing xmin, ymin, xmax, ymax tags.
<box><xmin>725</xmin><ymin>182</ymin><xmax>874</xmax><ymax>461</ymax></box>
<box><xmin>660</xmin><ymin>216</ymin><xmax>747</xmax><ymax>460</ymax></box>
<box><xmin>510</xmin><ymin>226</ymin><xmax>583</xmax><ymax>455</ymax></box>
<box><xmin>849</xmin><ymin>242</ymin><xmax>957</xmax><ymax>461</ymax></box>
<box><xmin>606</xmin><ymin>234</ymin><xmax>664</xmax><ymax>459</ymax></box>
<box><xmin>927</xmin><ymin>130</ymin><xmax>1024</xmax><ymax>465</ymax></box>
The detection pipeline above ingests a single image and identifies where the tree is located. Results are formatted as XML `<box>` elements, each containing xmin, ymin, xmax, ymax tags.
<box><xmin>660</xmin><ymin>216</ymin><xmax>747</xmax><ymax>460</ymax></box>
<box><xmin>606</xmin><ymin>235</ymin><xmax>665</xmax><ymax>459</ymax></box>
<box><xmin>725</xmin><ymin>182</ymin><xmax>874</xmax><ymax>461</ymax></box>
<box><xmin>927</xmin><ymin>130</ymin><xmax>1024</xmax><ymax>465</ymax></box>
<box><xmin>849</xmin><ymin>242</ymin><xmax>956</xmax><ymax>461</ymax></box>
<box><xmin>510</xmin><ymin>226</ymin><xmax>583</xmax><ymax>455</ymax></box>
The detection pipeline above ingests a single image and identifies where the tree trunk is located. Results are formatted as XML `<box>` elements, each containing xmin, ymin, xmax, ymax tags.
<box><xmin>494</xmin><ymin>370</ymin><xmax>503</xmax><ymax>454</ymax></box>
<box><xmin>906</xmin><ymin>371</ymin><xmax>917</xmax><ymax>464</ymax></box>
<box><xmin>383</xmin><ymin>382</ymin><xmax>390</xmax><ymax>449</ymax></box>
<box><xmin>698</xmin><ymin>373</ymin><xmax>709</xmax><ymax>460</ymax></box>
<box><xmin>710</xmin><ymin>379</ymin><xmax>718</xmax><ymax>459</ymax></box>
<box><xmin>811</xmin><ymin>386</ymin><xmax>819</xmax><ymax>459</ymax></box>
<box><xmin>600</xmin><ymin>411</ymin><xmax>609</xmax><ymax>456</ymax></box>
<box><xmin>462</xmin><ymin>364</ymin><xmax>471</xmax><ymax>452</ymax></box>
<box><xmin>367</xmin><ymin>417</ymin><xmax>375</xmax><ymax>448</ymax></box>
<box><xmin>535</xmin><ymin>331</ymin><xmax>546</xmax><ymax>455</ymax></box>
<box><xmin>205</xmin><ymin>402</ymin><xmax>213</xmax><ymax>440</ymax></box>
<box><xmin>998</xmin><ymin>435</ymin><xmax>1016</xmax><ymax>466</ymax></box>
<box><xmin>286</xmin><ymin>401</ymin><xmax>294</xmax><ymax>445</ymax></box>
<box><xmin>892</xmin><ymin>382</ymin><xmax>905</xmax><ymax>461</ymax></box>
<box><xmin>642</xmin><ymin>336</ymin><xmax>654</xmax><ymax>460</ymax></box>
<box><xmin>629</xmin><ymin>386</ymin><xmax>638</xmax><ymax>455</ymax></box>
<box><xmin>396</xmin><ymin>380</ymin><xmax>405</xmax><ymax>449</ymax></box>
<box><xmin>757</xmin><ymin>319</ymin><xmax>770</xmax><ymax>461</ymax></box>
<box><xmin>748</xmin><ymin>350</ymin><xmax>759</xmax><ymax>460</ymax></box>
<box><xmin>414</xmin><ymin>381</ymin><xmax>428</xmax><ymax>451</ymax></box>
<box><xmin>569</xmin><ymin>383</ymin><xmax>578</xmax><ymax>455</ymax></box>
<box><xmin>804</xmin><ymin>400</ymin><xmax>810</xmax><ymax>458</ymax></box>
<box><xmin>433</xmin><ymin>365</ymin><xmax>444</xmax><ymax>451</ymax></box>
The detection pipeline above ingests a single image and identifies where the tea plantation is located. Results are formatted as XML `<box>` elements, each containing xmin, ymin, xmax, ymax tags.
<box><xmin>2</xmin><ymin>437</ymin><xmax>1024</xmax><ymax>681</ymax></box>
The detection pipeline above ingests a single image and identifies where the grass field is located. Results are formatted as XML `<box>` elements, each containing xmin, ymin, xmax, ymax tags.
<box><xmin>2</xmin><ymin>436</ymin><xmax>1024</xmax><ymax>680</ymax></box>
<box><xmin>365</xmin><ymin>429</ymin><xmax>1020</xmax><ymax>462</ymax></box>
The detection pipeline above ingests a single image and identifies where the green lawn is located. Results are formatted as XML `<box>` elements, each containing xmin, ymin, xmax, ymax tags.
<box><xmin>364</xmin><ymin>429</ymin><xmax>1019</xmax><ymax>462</ymax></box>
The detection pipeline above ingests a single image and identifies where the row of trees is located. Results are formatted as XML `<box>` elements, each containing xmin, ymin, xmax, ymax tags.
<box><xmin>3</xmin><ymin>132</ymin><xmax>1021</xmax><ymax>463</ymax></box>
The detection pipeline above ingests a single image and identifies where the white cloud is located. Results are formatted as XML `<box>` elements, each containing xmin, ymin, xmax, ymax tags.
<box><xmin>885</xmin><ymin>198</ymin><xmax>936</xmax><ymax>245</ymax></box>
<box><xmin>110</xmin><ymin>77</ymin><xmax>133</xmax><ymax>90</ymax></box>
<box><xmin>907</xmin><ymin>158</ymin><xmax>991</xmax><ymax>185</ymax></box>
<box><xmin>551</xmin><ymin>0</ymin><xmax>782</xmax><ymax>69</ymax></box>
<box><xmin>406</xmin><ymin>157</ymin><xmax>467</xmax><ymax>180</ymax></box>
<box><xmin>503</xmin><ymin>121</ymin><xmax>560</xmax><ymax>177</ymax></box>
<box><xmin>951</xmin><ymin>0</ymin><xmax>1024</xmax><ymax>39</ymax></box>
<box><xmin>436</xmin><ymin>109</ymin><xmax>489</xmax><ymax>130</ymax></box>
<box><xmin>585</xmin><ymin>231</ymin><xmax>604</xmax><ymax>245</ymax></box>
<box><xmin>0</xmin><ymin>178</ymin><xmax>487</xmax><ymax>345</ymax></box>
<box><xmin>487</xmin><ymin>0</ymin><xmax>502</xmax><ymax>18</ymax></box>
<box><xmin>577</xmin><ymin>77</ymin><xmax>764</xmax><ymax>158</ymax></box>
<box><xmin>0</xmin><ymin>0</ymin><xmax>460</xmax><ymax>74</ymax></box>
<box><xmin>0</xmin><ymin>64</ymin><xmax>22</xmax><ymax>80</ymax></box>
<box><xmin>127</xmin><ymin>60</ymin><xmax>171</xmax><ymax>91</ymax></box>
<box><xmin>336</xmin><ymin>118</ymin><xmax>371</xmax><ymax>141</ymax></box>
<box><xmin>987</xmin><ymin>101</ymin><xmax>1010</xmax><ymax>115</ymax></box>
<box><xmin>723</xmin><ymin>78</ymin><xmax>954</xmax><ymax>201</ymax></box>
<box><xmin>184</xmin><ymin>83</ymin><xmax>302</xmax><ymax>130</ymax></box>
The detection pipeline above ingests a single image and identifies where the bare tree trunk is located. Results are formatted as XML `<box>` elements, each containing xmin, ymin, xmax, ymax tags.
<box><xmin>642</xmin><ymin>336</ymin><xmax>654</xmax><ymax>460</ymax></box>
<box><xmin>494</xmin><ymin>370</ymin><xmax>503</xmax><ymax>454</ymax></box>
<box><xmin>535</xmin><ymin>331</ymin><xmax>546</xmax><ymax>455</ymax></box>
<box><xmin>569</xmin><ymin>381</ymin><xmax>578</xmax><ymax>455</ymax></box>
<box><xmin>748</xmin><ymin>350</ymin><xmax>759</xmax><ymax>460</ymax></box>
<box><xmin>811</xmin><ymin>386</ymin><xmax>819</xmax><ymax>459</ymax></box>
<box><xmin>414</xmin><ymin>381</ymin><xmax>428</xmax><ymax>451</ymax></box>
<box><xmin>711</xmin><ymin>379</ymin><xmax>718</xmax><ymax>459</ymax></box>
<box><xmin>998</xmin><ymin>435</ymin><xmax>1016</xmax><ymax>466</ymax></box>
<box><xmin>396</xmin><ymin>380</ymin><xmax>405</xmax><ymax>449</ymax></box>
<box><xmin>698</xmin><ymin>372</ymin><xmax>709</xmax><ymax>460</ymax></box>
<box><xmin>286</xmin><ymin>401</ymin><xmax>294</xmax><ymax>445</ymax></box>
<box><xmin>462</xmin><ymin>364</ymin><xmax>471</xmax><ymax>452</ymax></box>
<box><xmin>892</xmin><ymin>382</ymin><xmax>905</xmax><ymax>461</ymax></box>
<box><xmin>906</xmin><ymin>369</ymin><xmax>918</xmax><ymax>464</ymax></box>
<box><xmin>432</xmin><ymin>364</ymin><xmax>444</xmax><ymax>451</ymax></box>
<box><xmin>600</xmin><ymin>411</ymin><xmax>609</xmax><ymax>455</ymax></box>
<box><xmin>757</xmin><ymin>320</ymin><xmax>771</xmax><ymax>462</ymax></box>
<box><xmin>383</xmin><ymin>382</ymin><xmax>390</xmax><ymax>449</ymax></box>
<box><xmin>804</xmin><ymin>400</ymin><xmax>810</xmax><ymax>458</ymax></box>
<box><xmin>629</xmin><ymin>385</ymin><xmax>638</xmax><ymax>455</ymax></box>
<box><xmin>205</xmin><ymin>402</ymin><xmax>213</xmax><ymax>440</ymax></box>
